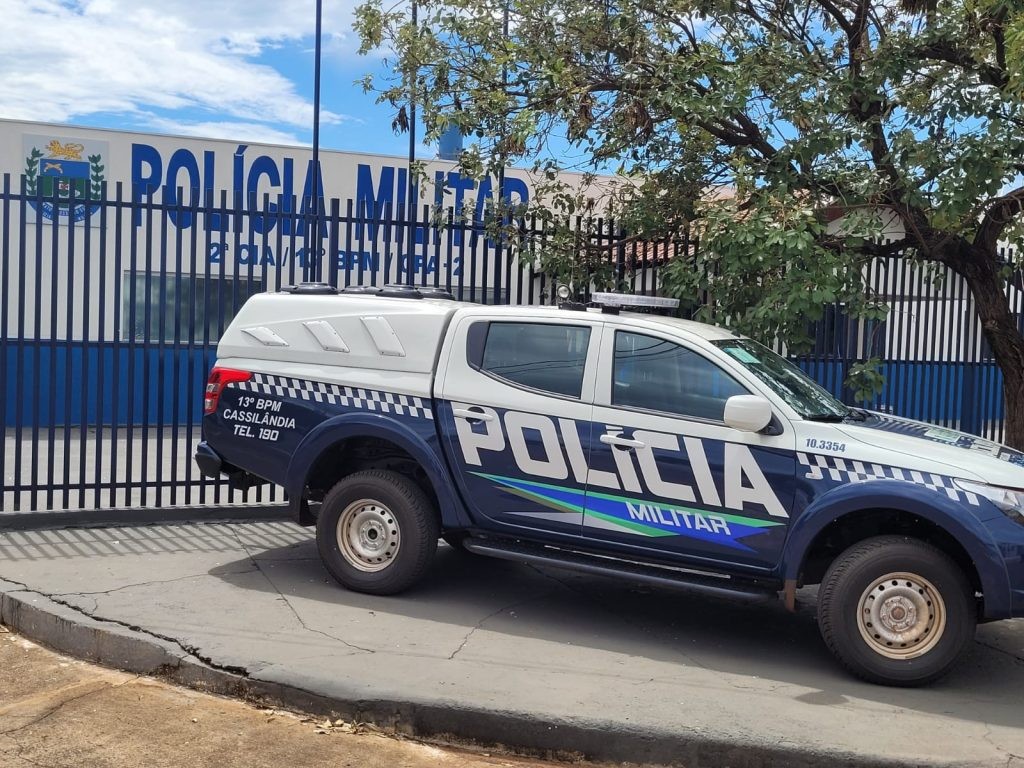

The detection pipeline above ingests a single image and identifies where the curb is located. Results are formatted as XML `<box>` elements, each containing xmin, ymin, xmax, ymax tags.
<box><xmin>0</xmin><ymin>584</ymin><xmax>932</xmax><ymax>768</ymax></box>
<box><xmin>0</xmin><ymin>505</ymin><xmax>289</xmax><ymax>531</ymax></box>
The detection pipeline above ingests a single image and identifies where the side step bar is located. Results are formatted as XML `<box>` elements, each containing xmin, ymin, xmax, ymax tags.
<box><xmin>462</xmin><ymin>538</ymin><xmax>778</xmax><ymax>601</ymax></box>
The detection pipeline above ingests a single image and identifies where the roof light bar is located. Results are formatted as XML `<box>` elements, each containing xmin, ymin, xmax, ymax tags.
<box><xmin>591</xmin><ymin>292</ymin><xmax>680</xmax><ymax>309</ymax></box>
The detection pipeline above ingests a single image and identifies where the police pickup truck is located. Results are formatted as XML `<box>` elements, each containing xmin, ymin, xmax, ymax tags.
<box><xmin>195</xmin><ymin>284</ymin><xmax>1024</xmax><ymax>686</ymax></box>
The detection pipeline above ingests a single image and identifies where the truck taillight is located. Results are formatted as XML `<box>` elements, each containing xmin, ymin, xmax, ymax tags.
<box><xmin>204</xmin><ymin>367</ymin><xmax>252</xmax><ymax>415</ymax></box>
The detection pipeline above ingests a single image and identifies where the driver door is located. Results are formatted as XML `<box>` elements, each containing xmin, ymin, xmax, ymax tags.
<box><xmin>583</xmin><ymin>329</ymin><xmax>796</xmax><ymax>570</ymax></box>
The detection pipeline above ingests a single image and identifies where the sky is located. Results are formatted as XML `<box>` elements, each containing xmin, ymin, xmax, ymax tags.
<box><xmin>0</xmin><ymin>0</ymin><xmax>433</xmax><ymax>157</ymax></box>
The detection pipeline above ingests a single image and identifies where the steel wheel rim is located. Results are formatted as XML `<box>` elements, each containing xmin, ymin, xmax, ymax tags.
<box><xmin>336</xmin><ymin>499</ymin><xmax>401</xmax><ymax>573</ymax></box>
<box><xmin>856</xmin><ymin>571</ymin><xmax>946</xmax><ymax>659</ymax></box>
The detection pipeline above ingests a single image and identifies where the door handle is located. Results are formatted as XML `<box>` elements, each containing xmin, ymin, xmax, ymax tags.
<box><xmin>600</xmin><ymin>433</ymin><xmax>645</xmax><ymax>449</ymax></box>
<box><xmin>453</xmin><ymin>407</ymin><xmax>494</xmax><ymax>423</ymax></box>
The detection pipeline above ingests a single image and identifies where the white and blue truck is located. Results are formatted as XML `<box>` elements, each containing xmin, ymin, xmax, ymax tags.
<box><xmin>196</xmin><ymin>285</ymin><xmax>1024</xmax><ymax>686</ymax></box>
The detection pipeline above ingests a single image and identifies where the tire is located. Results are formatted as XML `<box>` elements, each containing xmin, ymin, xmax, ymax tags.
<box><xmin>316</xmin><ymin>470</ymin><xmax>439</xmax><ymax>596</ymax></box>
<box><xmin>818</xmin><ymin>535</ymin><xmax>976</xmax><ymax>687</ymax></box>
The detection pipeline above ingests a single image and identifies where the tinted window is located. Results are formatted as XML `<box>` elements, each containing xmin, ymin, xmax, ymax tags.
<box><xmin>480</xmin><ymin>323</ymin><xmax>591</xmax><ymax>398</ymax></box>
<box><xmin>613</xmin><ymin>331</ymin><xmax>748</xmax><ymax>420</ymax></box>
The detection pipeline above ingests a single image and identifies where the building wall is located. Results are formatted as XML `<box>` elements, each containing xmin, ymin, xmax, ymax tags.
<box><xmin>1</xmin><ymin>119</ymin><xmax>625</xmax><ymax>343</ymax></box>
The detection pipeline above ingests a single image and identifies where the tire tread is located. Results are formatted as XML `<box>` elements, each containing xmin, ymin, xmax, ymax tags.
<box><xmin>316</xmin><ymin>469</ymin><xmax>439</xmax><ymax>595</ymax></box>
<box><xmin>818</xmin><ymin>535</ymin><xmax>975</xmax><ymax>687</ymax></box>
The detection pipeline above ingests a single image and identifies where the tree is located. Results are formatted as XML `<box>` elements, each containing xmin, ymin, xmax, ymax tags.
<box><xmin>355</xmin><ymin>0</ymin><xmax>1024</xmax><ymax>446</ymax></box>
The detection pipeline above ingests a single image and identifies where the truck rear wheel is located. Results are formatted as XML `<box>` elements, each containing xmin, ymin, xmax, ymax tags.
<box><xmin>817</xmin><ymin>535</ymin><xmax>976</xmax><ymax>686</ymax></box>
<box><xmin>316</xmin><ymin>470</ymin><xmax>439</xmax><ymax>595</ymax></box>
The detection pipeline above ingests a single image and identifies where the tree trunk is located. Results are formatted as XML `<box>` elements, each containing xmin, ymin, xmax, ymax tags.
<box><xmin>959</xmin><ymin>245</ymin><xmax>1024</xmax><ymax>449</ymax></box>
<box><xmin>1002</xmin><ymin>371</ymin><xmax>1024</xmax><ymax>451</ymax></box>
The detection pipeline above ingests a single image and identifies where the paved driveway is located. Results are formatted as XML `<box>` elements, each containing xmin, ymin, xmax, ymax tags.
<box><xmin>1</xmin><ymin>521</ymin><xmax>1022</xmax><ymax>766</ymax></box>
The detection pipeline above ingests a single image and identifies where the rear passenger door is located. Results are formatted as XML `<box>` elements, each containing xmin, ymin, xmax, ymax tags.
<box><xmin>436</xmin><ymin>316</ymin><xmax>602</xmax><ymax>538</ymax></box>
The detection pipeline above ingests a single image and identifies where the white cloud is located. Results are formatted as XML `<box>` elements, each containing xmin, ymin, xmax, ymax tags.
<box><xmin>0</xmin><ymin>0</ymin><xmax>356</xmax><ymax>131</ymax></box>
<box><xmin>142</xmin><ymin>117</ymin><xmax>306</xmax><ymax>146</ymax></box>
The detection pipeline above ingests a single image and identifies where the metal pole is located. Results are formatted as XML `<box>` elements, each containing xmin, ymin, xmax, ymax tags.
<box><xmin>495</xmin><ymin>0</ymin><xmax>509</xmax><ymax>301</ymax></box>
<box><xmin>497</xmin><ymin>1</ymin><xmax>509</xmax><ymax>202</ymax></box>
<box><xmin>406</xmin><ymin>0</ymin><xmax>418</xmax><ymax>286</ymax></box>
<box><xmin>310</xmin><ymin>0</ymin><xmax>324</xmax><ymax>282</ymax></box>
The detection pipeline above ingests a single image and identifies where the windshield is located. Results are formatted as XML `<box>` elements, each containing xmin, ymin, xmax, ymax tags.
<box><xmin>711</xmin><ymin>339</ymin><xmax>849</xmax><ymax>420</ymax></box>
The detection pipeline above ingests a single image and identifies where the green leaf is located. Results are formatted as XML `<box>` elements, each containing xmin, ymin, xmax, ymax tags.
<box><xmin>351</xmin><ymin>0</ymin><xmax>1024</xmax><ymax>438</ymax></box>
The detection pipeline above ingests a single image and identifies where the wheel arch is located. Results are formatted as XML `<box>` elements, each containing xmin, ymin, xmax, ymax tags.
<box><xmin>782</xmin><ymin>480</ymin><xmax>1012</xmax><ymax>619</ymax></box>
<box><xmin>285</xmin><ymin>413</ymin><xmax>471</xmax><ymax>529</ymax></box>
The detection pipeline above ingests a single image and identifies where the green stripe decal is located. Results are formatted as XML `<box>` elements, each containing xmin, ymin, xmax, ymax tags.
<box><xmin>472</xmin><ymin>472</ymin><xmax>783</xmax><ymax>552</ymax></box>
<box><xmin>583</xmin><ymin>487</ymin><xmax>782</xmax><ymax>529</ymax></box>
<box><xmin>473</xmin><ymin>472</ymin><xmax>782</xmax><ymax>528</ymax></box>
<box><xmin>499</xmin><ymin>485</ymin><xmax>586</xmax><ymax>515</ymax></box>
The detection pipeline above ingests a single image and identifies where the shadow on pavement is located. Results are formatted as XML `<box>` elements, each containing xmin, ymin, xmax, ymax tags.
<box><xmin>0</xmin><ymin>522</ymin><xmax>310</xmax><ymax>562</ymax></box>
<box><xmin>209</xmin><ymin>536</ymin><xmax>1024</xmax><ymax>732</ymax></box>
<box><xmin>3</xmin><ymin>522</ymin><xmax>1020</xmax><ymax>732</ymax></box>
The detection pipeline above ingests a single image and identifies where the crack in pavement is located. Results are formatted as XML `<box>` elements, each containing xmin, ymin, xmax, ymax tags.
<box><xmin>974</xmin><ymin>639</ymin><xmax>1024</xmax><ymax>665</ymax></box>
<box><xmin>0</xmin><ymin>577</ymin><xmax>34</xmax><ymax>593</ymax></box>
<box><xmin>0</xmin><ymin>573</ymin><xmax>250</xmax><ymax>677</ymax></box>
<box><xmin>51</xmin><ymin>568</ymin><xmax>259</xmax><ymax>599</ymax></box>
<box><xmin>262</xmin><ymin>576</ymin><xmax>378</xmax><ymax>656</ymax></box>
<box><xmin>61</xmin><ymin>594</ymin><xmax>98</xmax><ymax>615</ymax></box>
<box><xmin>228</xmin><ymin>528</ymin><xmax>377</xmax><ymax>655</ymax></box>
<box><xmin>448</xmin><ymin>590</ymin><xmax>555</xmax><ymax>661</ymax></box>
<box><xmin>981</xmin><ymin>722</ymin><xmax>1024</xmax><ymax>766</ymax></box>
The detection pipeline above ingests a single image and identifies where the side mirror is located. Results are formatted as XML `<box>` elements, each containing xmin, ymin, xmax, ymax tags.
<box><xmin>724</xmin><ymin>395</ymin><xmax>773</xmax><ymax>433</ymax></box>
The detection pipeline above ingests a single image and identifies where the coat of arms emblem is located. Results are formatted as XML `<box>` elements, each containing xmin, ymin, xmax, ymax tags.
<box><xmin>23</xmin><ymin>135</ymin><xmax>107</xmax><ymax>224</ymax></box>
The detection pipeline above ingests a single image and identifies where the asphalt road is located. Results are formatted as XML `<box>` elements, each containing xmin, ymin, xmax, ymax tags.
<box><xmin>1</xmin><ymin>521</ymin><xmax>1022</xmax><ymax>766</ymax></box>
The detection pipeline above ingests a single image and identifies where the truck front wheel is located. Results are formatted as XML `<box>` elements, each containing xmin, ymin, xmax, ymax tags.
<box><xmin>817</xmin><ymin>535</ymin><xmax>976</xmax><ymax>686</ymax></box>
<box><xmin>316</xmin><ymin>470</ymin><xmax>439</xmax><ymax>595</ymax></box>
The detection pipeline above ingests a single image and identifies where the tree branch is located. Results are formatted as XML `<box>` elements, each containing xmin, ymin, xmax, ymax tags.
<box><xmin>902</xmin><ymin>40</ymin><xmax>1008</xmax><ymax>89</ymax></box>
<box><xmin>863</xmin><ymin>237</ymin><xmax>912</xmax><ymax>258</ymax></box>
<box><xmin>818</xmin><ymin>233</ymin><xmax>910</xmax><ymax>259</ymax></box>
<box><xmin>976</xmin><ymin>185</ymin><xmax>1024</xmax><ymax>252</ymax></box>
<box><xmin>815</xmin><ymin>0</ymin><xmax>853</xmax><ymax>35</ymax></box>
<box><xmin>841</xmin><ymin>0</ymin><xmax>937</xmax><ymax>251</ymax></box>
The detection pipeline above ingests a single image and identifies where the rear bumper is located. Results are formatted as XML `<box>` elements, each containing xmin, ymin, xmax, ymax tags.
<box><xmin>194</xmin><ymin>442</ymin><xmax>223</xmax><ymax>478</ymax></box>
<box><xmin>194</xmin><ymin>441</ymin><xmax>266</xmax><ymax>491</ymax></box>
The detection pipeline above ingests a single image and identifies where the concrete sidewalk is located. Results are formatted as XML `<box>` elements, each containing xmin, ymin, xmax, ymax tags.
<box><xmin>1</xmin><ymin>521</ymin><xmax>1022</xmax><ymax>767</ymax></box>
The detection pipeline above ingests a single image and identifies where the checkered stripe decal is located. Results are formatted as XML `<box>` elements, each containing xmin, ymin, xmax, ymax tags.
<box><xmin>797</xmin><ymin>453</ymin><xmax>979</xmax><ymax>506</ymax></box>
<box><xmin>232</xmin><ymin>373</ymin><xmax>433</xmax><ymax>420</ymax></box>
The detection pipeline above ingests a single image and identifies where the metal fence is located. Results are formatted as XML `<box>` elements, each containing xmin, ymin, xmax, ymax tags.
<box><xmin>0</xmin><ymin>174</ymin><xmax>1017</xmax><ymax>513</ymax></box>
<box><xmin>0</xmin><ymin>176</ymin><xmax>674</xmax><ymax>512</ymax></box>
<box><xmin>796</xmin><ymin>256</ymin><xmax>1018</xmax><ymax>440</ymax></box>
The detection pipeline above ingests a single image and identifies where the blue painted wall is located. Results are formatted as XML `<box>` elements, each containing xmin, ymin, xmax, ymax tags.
<box><xmin>0</xmin><ymin>341</ymin><xmax>1007</xmax><ymax>437</ymax></box>
<box><xmin>794</xmin><ymin>358</ymin><xmax>1004</xmax><ymax>436</ymax></box>
<box><xmin>3</xmin><ymin>340</ymin><xmax>217</xmax><ymax>427</ymax></box>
